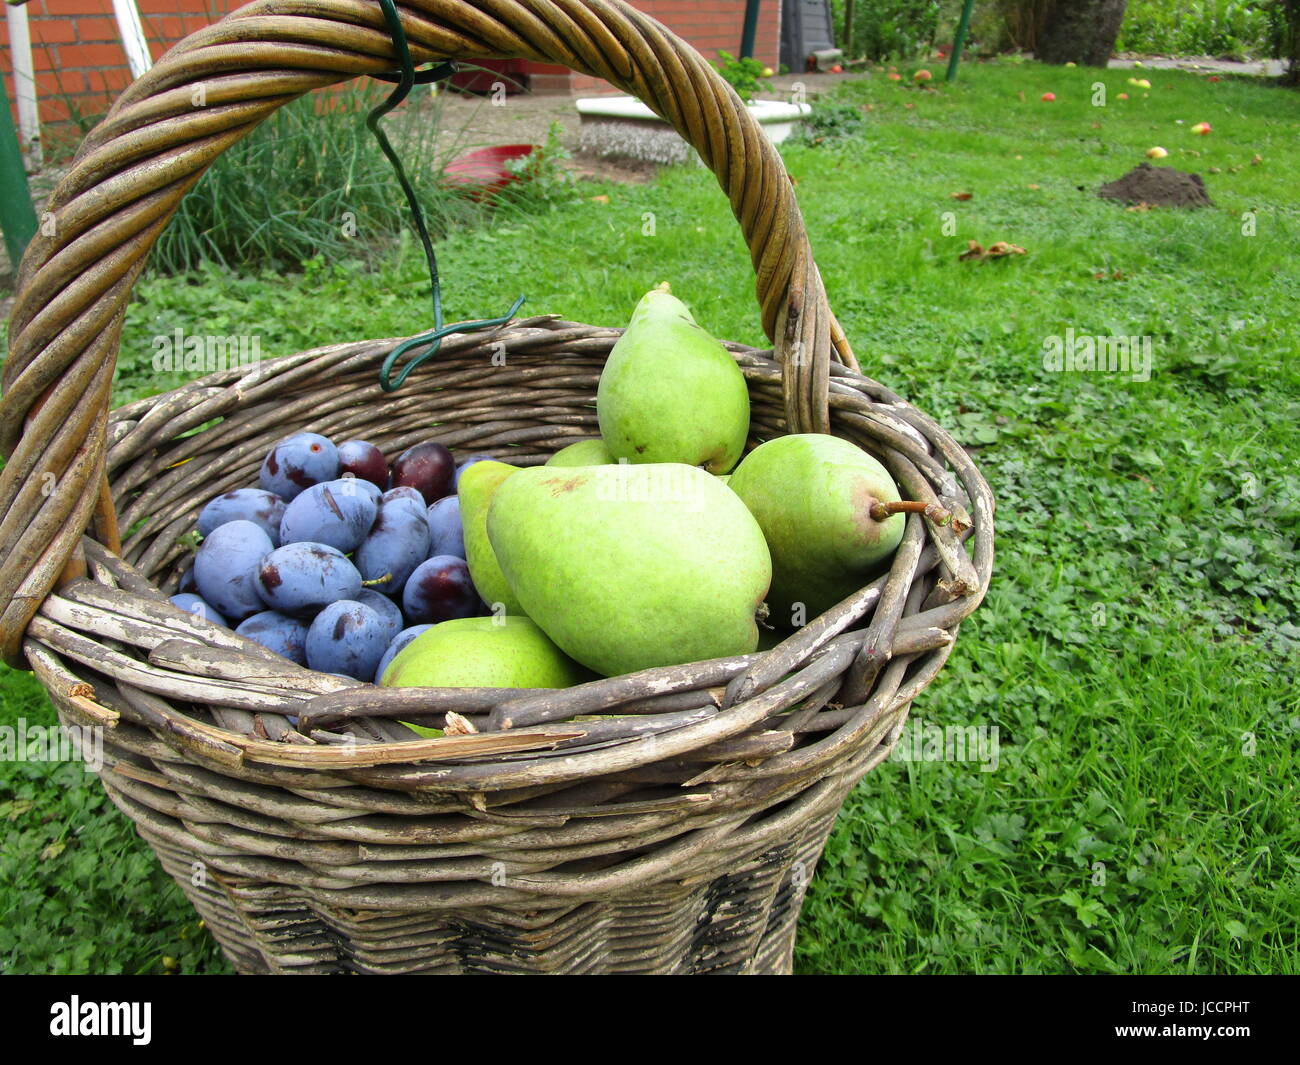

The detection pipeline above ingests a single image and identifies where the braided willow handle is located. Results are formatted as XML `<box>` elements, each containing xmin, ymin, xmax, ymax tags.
<box><xmin>0</xmin><ymin>0</ymin><xmax>854</xmax><ymax>664</ymax></box>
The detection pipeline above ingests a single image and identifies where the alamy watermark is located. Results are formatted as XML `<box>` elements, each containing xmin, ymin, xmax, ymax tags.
<box><xmin>151</xmin><ymin>328</ymin><xmax>262</xmax><ymax>374</ymax></box>
<box><xmin>1042</xmin><ymin>328</ymin><xmax>1152</xmax><ymax>382</ymax></box>
<box><xmin>0</xmin><ymin>719</ymin><xmax>103</xmax><ymax>773</ymax></box>
<box><xmin>890</xmin><ymin>718</ymin><xmax>1000</xmax><ymax>772</ymax></box>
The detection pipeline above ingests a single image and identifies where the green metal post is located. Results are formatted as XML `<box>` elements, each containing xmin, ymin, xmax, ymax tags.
<box><xmin>740</xmin><ymin>0</ymin><xmax>761</xmax><ymax>59</ymax></box>
<box><xmin>946</xmin><ymin>0</ymin><xmax>977</xmax><ymax>82</ymax></box>
<box><xmin>845</xmin><ymin>0</ymin><xmax>856</xmax><ymax>58</ymax></box>
<box><xmin>0</xmin><ymin>75</ymin><xmax>38</xmax><ymax>271</ymax></box>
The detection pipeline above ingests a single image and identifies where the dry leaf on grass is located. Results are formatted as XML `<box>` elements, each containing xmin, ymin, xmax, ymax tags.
<box><xmin>950</xmin><ymin>191</ymin><xmax>973</xmax><ymax>201</ymax></box>
<box><xmin>959</xmin><ymin>240</ymin><xmax>1027</xmax><ymax>262</ymax></box>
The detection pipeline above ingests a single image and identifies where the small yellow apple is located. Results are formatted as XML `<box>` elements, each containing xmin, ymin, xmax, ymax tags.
<box><xmin>1146</xmin><ymin>146</ymin><xmax>1168</xmax><ymax>159</ymax></box>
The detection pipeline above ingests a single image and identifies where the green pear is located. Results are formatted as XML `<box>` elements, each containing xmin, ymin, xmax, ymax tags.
<box><xmin>596</xmin><ymin>283</ymin><xmax>750</xmax><ymax>474</ymax></box>
<box><xmin>487</xmin><ymin>463</ymin><xmax>771</xmax><ymax>676</ymax></box>
<box><xmin>382</xmin><ymin>616</ymin><xmax>587</xmax><ymax>689</ymax></box>
<box><xmin>727</xmin><ymin>434</ymin><xmax>905</xmax><ymax>626</ymax></box>
<box><xmin>546</xmin><ymin>439</ymin><xmax>614</xmax><ymax>467</ymax></box>
<box><xmin>458</xmin><ymin>460</ymin><xmax>526</xmax><ymax>616</ymax></box>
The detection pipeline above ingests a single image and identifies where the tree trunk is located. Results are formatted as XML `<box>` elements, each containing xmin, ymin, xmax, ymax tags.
<box><xmin>1035</xmin><ymin>0</ymin><xmax>1129</xmax><ymax>67</ymax></box>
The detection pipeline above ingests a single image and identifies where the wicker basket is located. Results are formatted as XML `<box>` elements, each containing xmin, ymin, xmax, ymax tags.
<box><xmin>0</xmin><ymin>0</ymin><xmax>994</xmax><ymax>974</ymax></box>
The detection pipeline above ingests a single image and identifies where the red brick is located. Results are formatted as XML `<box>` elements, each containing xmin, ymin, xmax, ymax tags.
<box><xmin>30</xmin><ymin>19</ymin><xmax>78</xmax><ymax>45</ymax></box>
<box><xmin>31</xmin><ymin>46</ymin><xmax>61</xmax><ymax>72</ymax></box>
<box><xmin>56</xmin><ymin>42</ymin><xmax>128</xmax><ymax>68</ymax></box>
<box><xmin>36</xmin><ymin>70</ymin><xmax>85</xmax><ymax>96</ymax></box>
<box><xmin>80</xmin><ymin>66</ymin><xmax>133</xmax><ymax>92</ymax></box>
<box><xmin>70</xmin><ymin>15</ymin><xmax>122</xmax><ymax>43</ymax></box>
<box><xmin>48</xmin><ymin>0</ymin><xmax>114</xmax><ymax>15</ymax></box>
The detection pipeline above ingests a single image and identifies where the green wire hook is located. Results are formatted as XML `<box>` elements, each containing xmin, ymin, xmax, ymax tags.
<box><xmin>368</xmin><ymin>0</ymin><xmax>526</xmax><ymax>392</ymax></box>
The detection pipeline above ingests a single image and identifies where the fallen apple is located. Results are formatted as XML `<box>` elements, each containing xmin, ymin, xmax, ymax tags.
<box><xmin>1146</xmin><ymin>146</ymin><xmax>1168</xmax><ymax>159</ymax></box>
<box><xmin>1208</xmin><ymin>75</ymin><xmax>1221</xmax><ymax>83</ymax></box>
<box><xmin>761</xmin><ymin>66</ymin><xmax>775</xmax><ymax>77</ymax></box>
<box><xmin>914</xmin><ymin>69</ymin><xmax>932</xmax><ymax>81</ymax></box>
<box><xmin>1042</xmin><ymin>92</ymin><xmax>1056</xmax><ymax>102</ymax></box>
<box><xmin>887</xmin><ymin>72</ymin><xmax>902</xmax><ymax>81</ymax></box>
<box><xmin>1191</xmin><ymin>121</ymin><xmax>1212</xmax><ymax>135</ymax></box>
<box><xmin>830</xmin><ymin>64</ymin><xmax>843</xmax><ymax>74</ymax></box>
<box><xmin>1117</xmin><ymin>92</ymin><xmax>1129</xmax><ymax>100</ymax></box>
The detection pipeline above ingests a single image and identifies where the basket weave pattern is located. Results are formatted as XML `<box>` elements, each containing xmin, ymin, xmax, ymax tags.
<box><xmin>0</xmin><ymin>1</ymin><xmax>994</xmax><ymax>974</ymax></box>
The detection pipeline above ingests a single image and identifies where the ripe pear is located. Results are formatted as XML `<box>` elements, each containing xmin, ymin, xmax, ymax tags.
<box><xmin>546</xmin><ymin>439</ymin><xmax>613</xmax><ymax>467</ymax></box>
<box><xmin>382</xmin><ymin>616</ymin><xmax>587</xmax><ymax>689</ymax></box>
<box><xmin>458</xmin><ymin>460</ymin><xmax>526</xmax><ymax>616</ymax></box>
<box><xmin>596</xmin><ymin>283</ymin><xmax>750</xmax><ymax>474</ymax></box>
<box><xmin>727</xmin><ymin>434</ymin><xmax>905</xmax><ymax>626</ymax></box>
<box><xmin>487</xmin><ymin>463</ymin><xmax>771</xmax><ymax>676</ymax></box>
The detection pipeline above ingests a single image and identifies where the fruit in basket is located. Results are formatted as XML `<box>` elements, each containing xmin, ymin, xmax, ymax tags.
<box><xmin>354</xmin><ymin>498</ymin><xmax>432</xmax><ymax>595</ymax></box>
<box><xmin>596</xmin><ymin>283</ymin><xmax>749</xmax><ymax>474</ymax></box>
<box><xmin>194</xmin><ymin>520</ymin><xmax>275</xmax><ymax>622</ymax></box>
<box><xmin>355</xmin><ymin>588</ymin><xmax>404</xmax><ymax>644</ymax></box>
<box><xmin>255</xmin><ymin>542</ymin><xmax>363</xmax><ymax>616</ymax></box>
<box><xmin>546</xmin><ymin>439</ymin><xmax>614</xmax><ymax>467</ymax></box>
<box><xmin>260</xmin><ymin>432</ymin><xmax>340</xmax><ymax>500</ymax></box>
<box><xmin>337</xmin><ymin>440</ymin><xmax>390</xmax><ymax>488</ymax></box>
<box><xmin>379</xmin><ymin>485</ymin><xmax>431</xmax><ymax>527</ymax></box>
<box><xmin>305</xmin><ymin>600</ymin><xmax>390</xmax><ymax>680</ymax></box>
<box><xmin>487</xmin><ymin>463</ymin><xmax>771</xmax><ymax>676</ymax></box>
<box><xmin>727</xmin><ymin>434</ymin><xmax>906</xmax><ymax>625</ymax></box>
<box><xmin>426</xmin><ymin>496</ymin><xmax>466</xmax><ymax>558</ymax></box>
<box><xmin>373</xmin><ymin>624</ymin><xmax>434</xmax><ymax>684</ymax></box>
<box><xmin>169</xmin><ymin>592</ymin><xmax>224</xmax><ymax>626</ymax></box>
<box><xmin>459</xmin><ymin>460</ymin><xmax>525</xmax><ymax>615</ymax></box>
<box><xmin>391</xmin><ymin>441</ymin><xmax>456</xmax><ymax>503</ymax></box>
<box><xmin>453</xmin><ymin>454</ymin><xmax>495</xmax><ymax>487</ymax></box>
<box><xmin>402</xmin><ymin>556</ymin><xmax>481</xmax><ymax>624</ymax></box>
<box><xmin>381</xmin><ymin>616</ymin><xmax>587</xmax><ymax>689</ymax></box>
<box><xmin>197</xmin><ymin>488</ymin><xmax>286</xmax><ymax>545</ymax></box>
<box><xmin>235</xmin><ymin>610</ymin><xmax>309</xmax><ymax>665</ymax></box>
<box><xmin>279</xmin><ymin>478</ymin><xmax>380</xmax><ymax>553</ymax></box>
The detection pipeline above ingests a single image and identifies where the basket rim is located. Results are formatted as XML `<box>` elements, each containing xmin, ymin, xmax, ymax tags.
<box><xmin>25</xmin><ymin>320</ymin><xmax>994</xmax><ymax>782</ymax></box>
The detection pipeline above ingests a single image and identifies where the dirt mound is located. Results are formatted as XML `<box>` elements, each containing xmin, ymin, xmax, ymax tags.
<box><xmin>1097</xmin><ymin>163</ymin><xmax>1213</xmax><ymax>208</ymax></box>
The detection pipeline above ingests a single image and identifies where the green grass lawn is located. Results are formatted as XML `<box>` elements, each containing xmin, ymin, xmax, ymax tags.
<box><xmin>2</xmin><ymin>60</ymin><xmax>1298</xmax><ymax>974</ymax></box>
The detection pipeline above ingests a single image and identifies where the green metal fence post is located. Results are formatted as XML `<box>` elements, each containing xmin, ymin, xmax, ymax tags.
<box><xmin>0</xmin><ymin>74</ymin><xmax>38</xmax><ymax>271</ymax></box>
<box><xmin>946</xmin><ymin>0</ymin><xmax>977</xmax><ymax>82</ymax></box>
<box><xmin>740</xmin><ymin>0</ymin><xmax>761</xmax><ymax>59</ymax></box>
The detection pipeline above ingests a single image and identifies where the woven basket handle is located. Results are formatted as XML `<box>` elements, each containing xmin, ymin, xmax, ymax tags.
<box><xmin>0</xmin><ymin>0</ymin><xmax>855</xmax><ymax>664</ymax></box>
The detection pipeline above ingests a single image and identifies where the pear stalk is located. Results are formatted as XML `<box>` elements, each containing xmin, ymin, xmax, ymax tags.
<box><xmin>869</xmin><ymin>499</ymin><xmax>955</xmax><ymax>526</ymax></box>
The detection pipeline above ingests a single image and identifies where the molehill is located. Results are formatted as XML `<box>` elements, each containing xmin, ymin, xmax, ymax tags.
<box><xmin>1097</xmin><ymin>163</ymin><xmax>1214</xmax><ymax>208</ymax></box>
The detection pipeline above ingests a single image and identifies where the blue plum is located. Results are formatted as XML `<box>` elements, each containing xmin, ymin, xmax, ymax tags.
<box><xmin>355</xmin><ymin>588</ymin><xmax>403</xmax><ymax>644</ymax></box>
<box><xmin>390</xmin><ymin>441</ymin><xmax>455</xmax><ymax>504</ymax></box>
<box><xmin>354</xmin><ymin>500</ymin><xmax>431</xmax><ymax>597</ymax></box>
<box><xmin>306</xmin><ymin>600</ymin><xmax>389</xmax><ymax>680</ymax></box>
<box><xmin>337</xmin><ymin>440</ymin><xmax>390</xmax><ymax>489</ymax></box>
<box><xmin>169</xmin><ymin>592</ymin><xmax>225</xmax><ymax>627</ymax></box>
<box><xmin>236</xmin><ymin>611</ymin><xmax>309</xmax><ymax>665</ymax></box>
<box><xmin>260</xmin><ymin>433</ymin><xmax>340</xmax><ymax>500</ymax></box>
<box><xmin>198</xmin><ymin>488</ymin><xmax>287</xmax><ymax>545</ymax></box>
<box><xmin>193</xmin><ymin>520</ymin><xmax>274</xmax><ymax>622</ymax></box>
<box><xmin>256</xmin><ymin>542</ymin><xmax>362</xmax><ymax>616</ymax></box>
<box><xmin>278</xmin><ymin>478</ymin><xmax>378</xmax><ymax>552</ymax></box>
<box><xmin>402</xmin><ymin>556</ymin><xmax>480</xmax><ymax>624</ymax></box>
<box><xmin>426</xmin><ymin>496</ymin><xmax>465</xmax><ymax>559</ymax></box>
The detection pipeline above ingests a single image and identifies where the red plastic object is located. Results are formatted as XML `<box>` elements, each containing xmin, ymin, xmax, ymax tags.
<box><xmin>441</xmin><ymin>144</ymin><xmax>537</xmax><ymax>198</ymax></box>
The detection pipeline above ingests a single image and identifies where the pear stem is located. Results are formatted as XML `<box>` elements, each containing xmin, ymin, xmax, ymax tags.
<box><xmin>869</xmin><ymin>499</ymin><xmax>954</xmax><ymax>526</ymax></box>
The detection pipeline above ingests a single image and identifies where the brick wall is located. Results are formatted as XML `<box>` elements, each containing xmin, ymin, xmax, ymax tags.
<box><xmin>2</xmin><ymin>0</ymin><xmax>781</xmax><ymax>136</ymax></box>
<box><xmin>1</xmin><ymin>0</ymin><xmax>237</xmax><ymax>129</ymax></box>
